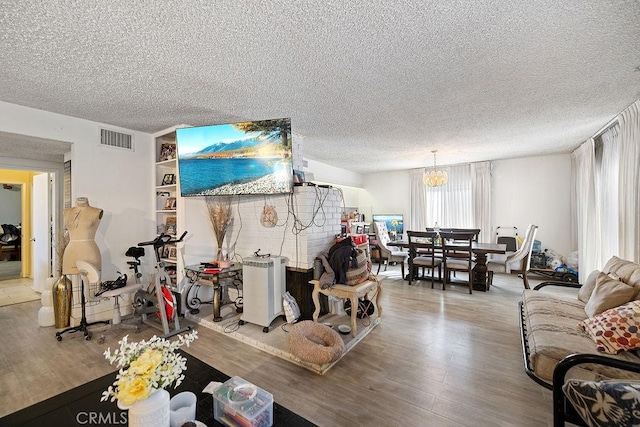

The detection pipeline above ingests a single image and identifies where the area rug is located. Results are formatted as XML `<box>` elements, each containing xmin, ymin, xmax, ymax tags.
<box><xmin>0</xmin><ymin>280</ymin><xmax>39</xmax><ymax>307</ymax></box>
<box><xmin>186</xmin><ymin>304</ymin><xmax>380</xmax><ymax>374</ymax></box>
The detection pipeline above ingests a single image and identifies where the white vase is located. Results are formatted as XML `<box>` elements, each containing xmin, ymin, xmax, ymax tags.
<box><xmin>127</xmin><ymin>389</ymin><xmax>170</xmax><ymax>427</ymax></box>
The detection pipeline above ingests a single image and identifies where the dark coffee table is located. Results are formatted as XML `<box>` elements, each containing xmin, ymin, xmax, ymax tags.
<box><xmin>0</xmin><ymin>351</ymin><xmax>315</xmax><ymax>426</ymax></box>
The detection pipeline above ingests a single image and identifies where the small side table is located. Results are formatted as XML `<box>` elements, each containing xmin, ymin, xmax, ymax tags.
<box><xmin>309</xmin><ymin>279</ymin><xmax>382</xmax><ymax>337</ymax></box>
<box><xmin>184</xmin><ymin>263</ymin><xmax>243</xmax><ymax>322</ymax></box>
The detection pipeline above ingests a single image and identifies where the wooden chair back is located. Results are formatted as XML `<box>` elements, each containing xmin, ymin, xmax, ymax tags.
<box><xmin>440</xmin><ymin>231</ymin><xmax>476</xmax><ymax>293</ymax></box>
<box><xmin>407</xmin><ymin>231</ymin><xmax>441</xmax><ymax>287</ymax></box>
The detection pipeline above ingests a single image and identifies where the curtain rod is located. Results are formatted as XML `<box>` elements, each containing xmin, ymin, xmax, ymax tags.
<box><xmin>591</xmin><ymin>115</ymin><xmax>619</xmax><ymax>140</ymax></box>
<box><xmin>590</xmin><ymin>97</ymin><xmax>640</xmax><ymax>139</ymax></box>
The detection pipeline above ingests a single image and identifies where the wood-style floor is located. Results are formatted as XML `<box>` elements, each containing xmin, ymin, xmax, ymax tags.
<box><xmin>0</xmin><ymin>267</ymin><xmax>557</xmax><ymax>426</ymax></box>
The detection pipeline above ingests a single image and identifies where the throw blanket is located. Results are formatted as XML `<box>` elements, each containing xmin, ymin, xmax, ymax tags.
<box><xmin>321</xmin><ymin>237</ymin><xmax>357</xmax><ymax>286</ymax></box>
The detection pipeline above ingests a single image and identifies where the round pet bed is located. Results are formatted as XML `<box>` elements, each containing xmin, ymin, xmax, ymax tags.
<box><xmin>287</xmin><ymin>321</ymin><xmax>345</xmax><ymax>365</ymax></box>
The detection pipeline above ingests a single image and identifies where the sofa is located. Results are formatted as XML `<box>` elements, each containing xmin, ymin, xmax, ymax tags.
<box><xmin>520</xmin><ymin>256</ymin><xmax>640</xmax><ymax>389</ymax></box>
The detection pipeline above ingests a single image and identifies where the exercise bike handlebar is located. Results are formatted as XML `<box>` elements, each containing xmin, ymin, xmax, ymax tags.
<box><xmin>138</xmin><ymin>231</ymin><xmax>187</xmax><ymax>248</ymax></box>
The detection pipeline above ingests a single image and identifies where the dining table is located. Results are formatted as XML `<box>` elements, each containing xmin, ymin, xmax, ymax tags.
<box><xmin>388</xmin><ymin>239</ymin><xmax>506</xmax><ymax>291</ymax></box>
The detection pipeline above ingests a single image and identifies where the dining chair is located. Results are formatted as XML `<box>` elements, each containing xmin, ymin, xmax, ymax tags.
<box><xmin>440</xmin><ymin>231</ymin><xmax>477</xmax><ymax>294</ymax></box>
<box><xmin>407</xmin><ymin>231</ymin><xmax>442</xmax><ymax>287</ymax></box>
<box><xmin>373</xmin><ymin>221</ymin><xmax>407</xmax><ymax>278</ymax></box>
<box><xmin>486</xmin><ymin>224</ymin><xmax>538</xmax><ymax>289</ymax></box>
<box><xmin>444</xmin><ymin>228</ymin><xmax>481</xmax><ymax>242</ymax></box>
<box><xmin>435</xmin><ymin>228</ymin><xmax>481</xmax><ymax>278</ymax></box>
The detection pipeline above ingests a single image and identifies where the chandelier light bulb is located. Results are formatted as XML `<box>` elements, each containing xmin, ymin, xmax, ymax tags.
<box><xmin>423</xmin><ymin>150</ymin><xmax>448</xmax><ymax>187</ymax></box>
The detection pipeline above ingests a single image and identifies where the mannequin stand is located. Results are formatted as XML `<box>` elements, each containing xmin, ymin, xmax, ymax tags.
<box><xmin>55</xmin><ymin>267</ymin><xmax>109</xmax><ymax>341</ymax></box>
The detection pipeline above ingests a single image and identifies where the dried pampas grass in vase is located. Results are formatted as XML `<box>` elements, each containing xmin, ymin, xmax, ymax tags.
<box><xmin>205</xmin><ymin>195</ymin><xmax>234</xmax><ymax>262</ymax></box>
<box><xmin>56</xmin><ymin>229</ymin><xmax>70</xmax><ymax>276</ymax></box>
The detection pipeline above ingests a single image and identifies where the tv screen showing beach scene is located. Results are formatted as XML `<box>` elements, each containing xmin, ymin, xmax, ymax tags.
<box><xmin>175</xmin><ymin>118</ymin><xmax>294</xmax><ymax>196</ymax></box>
<box><xmin>372</xmin><ymin>214</ymin><xmax>404</xmax><ymax>235</ymax></box>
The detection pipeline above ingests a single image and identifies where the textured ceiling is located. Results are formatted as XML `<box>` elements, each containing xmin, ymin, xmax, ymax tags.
<box><xmin>1</xmin><ymin>1</ymin><xmax>639</xmax><ymax>173</ymax></box>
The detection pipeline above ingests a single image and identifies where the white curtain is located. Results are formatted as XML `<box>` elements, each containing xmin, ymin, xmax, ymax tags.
<box><xmin>470</xmin><ymin>161</ymin><xmax>492</xmax><ymax>243</ymax></box>
<box><xmin>409</xmin><ymin>168</ymin><xmax>428</xmax><ymax>232</ymax></box>
<box><xmin>571</xmin><ymin>139</ymin><xmax>599</xmax><ymax>274</ymax></box>
<box><xmin>618</xmin><ymin>99</ymin><xmax>640</xmax><ymax>262</ymax></box>
<box><xmin>596</xmin><ymin>123</ymin><xmax>620</xmax><ymax>265</ymax></box>
<box><xmin>425</xmin><ymin>164</ymin><xmax>473</xmax><ymax>229</ymax></box>
<box><xmin>409</xmin><ymin>162</ymin><xmax>491</xmax><ymax>238</ymax></box>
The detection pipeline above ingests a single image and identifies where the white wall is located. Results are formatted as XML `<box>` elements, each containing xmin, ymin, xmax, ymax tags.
<box><xmin>360</xmin><ymin>170</ymin><xmax>411</xmax><ymax>223</ymax></box>
<box><xmin>491</xmin><ymin>154</ymin><xmax>573</xmax><ymax>256</ymax></box>
<box><xmin>0</xmin><ymin>187</ymin><xmax>21</xmax><ymax>224</ymax></box>
<box><xmin>304</xmin><ymin>158</ymin><xmax>364</xmax><ymax>188</ymax></box>
<box><xmin>0</xmin><ymin>102</ymin><xmax>154</xmax><ymax>321</ymax></box>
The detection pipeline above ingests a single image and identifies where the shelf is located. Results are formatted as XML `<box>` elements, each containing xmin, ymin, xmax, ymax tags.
<box><xmin>156</xmin><ymin>158</ymin><xmax>176</xmax><ymax>166</ymax></box>
<box><xmin>154</xmin><ymin>126</ymin><xmax>184</xmax><ymax>286</ymax></box>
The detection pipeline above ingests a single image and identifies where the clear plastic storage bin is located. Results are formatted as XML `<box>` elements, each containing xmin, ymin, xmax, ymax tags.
<box><xmin>213</xmin><ymin>376</ymin><xmax>273</xmax><ymax>427</ymax></box>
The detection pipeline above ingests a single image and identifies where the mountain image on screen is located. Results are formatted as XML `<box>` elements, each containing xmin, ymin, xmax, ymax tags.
<box><xmin>176</xmin><ymin>118</ymin><xmax>294</xmax><ymax>196</ymax></box>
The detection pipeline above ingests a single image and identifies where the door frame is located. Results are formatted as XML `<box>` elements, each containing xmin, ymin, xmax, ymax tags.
<box><xmin>0</xmin><ymin>157</ymin><xmax>65</xmax><ymax>281</ymax></box>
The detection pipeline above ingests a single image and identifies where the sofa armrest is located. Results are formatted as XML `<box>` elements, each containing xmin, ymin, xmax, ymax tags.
<box><xmin>533</xmin><ymin>281</ymin><xmax>582</xmax><ymax>291</ymax></box>
<box><xmin>552</xmin><ymin>353</ymin><xmax>640</xmax><ymax>427</ymax></box>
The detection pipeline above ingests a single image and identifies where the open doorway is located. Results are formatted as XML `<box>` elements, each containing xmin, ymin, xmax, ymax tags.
<box><xmin>0</xmin><ymin>183</ymin><xmax>23</xmax><ymax>280</ymax></box>
<box><xmin>0</xmin><ymin>133</ymin><xmax>69</xmax><ymax>309</ymax></box>
<box><xmin>0</xmin><ymin>168</ymin><xmax>61</xmax><ymax>307</ymax></box>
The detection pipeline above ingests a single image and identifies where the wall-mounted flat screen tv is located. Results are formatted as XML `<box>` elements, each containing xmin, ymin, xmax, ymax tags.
<box><xmin>175</xmin><ymin>118</ymin><xmax>293</xmax><ymax>196</ymax></box>
<box><xmin>372</xmin><ymin>214</ymin><xmax>404</xmax><ymax>235</ymax></box>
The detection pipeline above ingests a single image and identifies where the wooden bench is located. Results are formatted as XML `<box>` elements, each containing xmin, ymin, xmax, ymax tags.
<box><xmin>309</xmin><ymin>278</ymin><xmax>382</xmax><ymax>337</ymax></box>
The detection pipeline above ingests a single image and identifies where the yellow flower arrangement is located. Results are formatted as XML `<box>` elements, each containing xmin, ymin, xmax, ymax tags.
<box><xmin>101</xmin><ymin>331</ymin><xmax>198</xmax><ymax>407</ymax></box>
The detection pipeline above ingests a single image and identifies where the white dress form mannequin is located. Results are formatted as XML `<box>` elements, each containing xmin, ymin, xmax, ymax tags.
<box><xmin>62</xmin><ymin>197</ymin><xmax>104</xmax><ymax>275</ymax></box>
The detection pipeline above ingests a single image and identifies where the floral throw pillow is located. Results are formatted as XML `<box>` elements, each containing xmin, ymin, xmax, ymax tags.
<box><xmin>579</xmin><ymin>300</ymin><xmax>640</xmax><ymax>354</ymax></box>
<box><xmin>563</xmin><ymin>379</ymin><xmax>640</xmax><ymax>427</ymax></box>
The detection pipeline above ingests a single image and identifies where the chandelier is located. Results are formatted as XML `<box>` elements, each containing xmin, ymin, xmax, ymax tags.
<box><xmin>423</xmin><ymin>150</ymin><xmax>448</xmax><ymax>187</ymax></box>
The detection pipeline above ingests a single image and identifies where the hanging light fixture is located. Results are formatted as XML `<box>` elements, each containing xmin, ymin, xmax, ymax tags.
<box><xmin>423</xmin><ymin>150</ymin><xmax>448</xmax><ymax>187</ymax></box>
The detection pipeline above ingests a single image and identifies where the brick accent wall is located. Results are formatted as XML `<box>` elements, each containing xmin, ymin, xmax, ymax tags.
<box><xmin>229</xmin><ymin>185</ymin><xmax>343</xmax><ymax>270</ymax></box>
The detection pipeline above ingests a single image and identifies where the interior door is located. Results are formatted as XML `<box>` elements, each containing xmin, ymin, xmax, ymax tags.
<box><xmin>31</xmin><ymin>172</ymin><xmax>50</xmax><ymax>292</ymax></box>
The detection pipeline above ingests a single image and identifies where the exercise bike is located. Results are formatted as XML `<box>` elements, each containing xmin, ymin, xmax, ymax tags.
<box><xmin>132</xmin><ymin>231</ymin><xmax>192</xmax><ymax>338</ymax></box>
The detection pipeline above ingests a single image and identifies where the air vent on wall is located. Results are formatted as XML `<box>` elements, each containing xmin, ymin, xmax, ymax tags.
<box><xmin>100</xmin><ymin>128</ymin><xmax>133</xmax><ymax>150</ymax></box>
